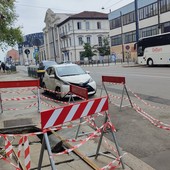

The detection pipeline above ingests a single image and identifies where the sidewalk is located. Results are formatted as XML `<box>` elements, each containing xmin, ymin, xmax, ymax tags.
<box><xmin>0</xmin><ymin>70</ymin><xmax>155</xmax><ymax>170</ymax></box>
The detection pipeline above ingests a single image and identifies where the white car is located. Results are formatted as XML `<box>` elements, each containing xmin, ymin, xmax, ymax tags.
<box><xmin>42</xmin><ymin>63</ymin><xmax>97</xmax><ymax>99</ymax></box>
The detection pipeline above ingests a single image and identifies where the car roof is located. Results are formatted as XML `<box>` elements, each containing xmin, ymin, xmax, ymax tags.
<box><xmin>52</xmin><ymin>63</ymin><xmax>78</xmax><ymax>68</ymax></box>
<box><xmin>41</xmin><ymin>60</ymin><xmax>57</xmax><ymax>63</ymax></box>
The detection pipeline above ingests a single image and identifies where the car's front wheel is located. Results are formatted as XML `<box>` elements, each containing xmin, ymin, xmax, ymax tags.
<box><xmin>42</xmin><ymin>83</ymin><xmax>48</xmax><ymax>94</ymax></box>
<box><xmin>55</xmin><ymin>87</ymin><xmax>61</xmax><ymax>100</ymax></box>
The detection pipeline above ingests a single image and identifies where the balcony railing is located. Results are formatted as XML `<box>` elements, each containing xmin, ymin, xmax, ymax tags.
<box><xmin>60</xmin><ymin>32</ymin><xmax>68</xmax><ymax>38</ymax></box>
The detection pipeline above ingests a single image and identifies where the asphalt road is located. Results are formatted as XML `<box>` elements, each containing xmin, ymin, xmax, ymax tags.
<box><xmin>82</xmin><ymin>63</ymin><xmax>170</xmax><ymax>170</ymax></box>
<box><xmin>18</xmin><ymin>64</ymin><xmax>170</xmax><ymax>170</ymax></box>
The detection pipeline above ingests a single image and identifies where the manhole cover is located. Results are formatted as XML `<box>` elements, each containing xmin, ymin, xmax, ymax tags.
<box><xmin>4</xmin><ymin>118</ymin><xmax>33</xmax><ymax>128</ymax></box>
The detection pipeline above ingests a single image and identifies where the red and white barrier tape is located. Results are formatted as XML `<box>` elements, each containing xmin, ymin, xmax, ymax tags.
<box><xmin>0</xmin><ymin>154</ymin><xmax>20</xmax><ymax>170</ymax></box>
<box><xmin>109</xmin><ymin>93</ymin><xmax>170</xmax><ymax>130</ymax></box>
<box><xmin>53</xmin><ymin>123</ymin><xmax>106</xmax><ymax>156</ymax></box>
<box><xmin>128</xmin><ymin>87</ymin><xmax>170</xmax><ymax>110</ymax></box>
<box><xmin>133</xmin><ymin>103</ymin><xmax>170</xmax><ymax>130</ymax></box>
<box><xmin>41</xmin><ymin>95</ymin><xmax>69</xmax><ymax>105</ymax></box>
<box><xmin>24</xmin><ymin>136</ymin><xmax>31</xmax><ymax>170</ymax></box>
<box><xmin>0</xmin><ymin>87</ymin><xmax>38</xmax><ymax>94</ymax></box>
<box><xmin>101</xmin><ymin>152</ymin><xmax>127</xmax><ymax>170</ymax></box>
<box><xmin>4</xmin><ymin>136</ymin><xmax>13</xmax><ymax>158</ymax></box>
<box><xmin>2</xmin><ymin>95</ymin><xmax>37</xmax><ymax>102</ymax></box>
<box><xmin>40</xmin><ymin>87</ymin><xmax>67</xmax><ymax>95</ymax></box>
<box><xmin>17</xmin><ymin>137</ymin><xmax>23</xmax><ymax>168</ymax></box>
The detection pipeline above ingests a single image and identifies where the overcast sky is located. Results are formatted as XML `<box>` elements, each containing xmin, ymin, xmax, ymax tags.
<box><xmin>0</xmin><ymin>0</ymin><xmax>133</xmax><ymax>61</ymax></box>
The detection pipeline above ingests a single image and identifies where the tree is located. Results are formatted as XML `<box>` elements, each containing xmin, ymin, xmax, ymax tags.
<box><xmin>81</xmin><ymin>43</ymin><xmax>97</xmax><ymax>61</ymax></box>
<box><xmin>97</xmin><ymin>37</ymin><xmax>110</xmax><ymax>57</ymax></box>
<box><xmin>0</xmin><ymin>0</ymin><xmax>23</xmax><ymax>51</ymax></box>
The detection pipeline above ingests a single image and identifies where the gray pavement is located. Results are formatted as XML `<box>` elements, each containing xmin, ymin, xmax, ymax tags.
<box><xmin>0</xmin><ymin>69</ymin><xmax>155</xmax><ymax>170</ymax></box>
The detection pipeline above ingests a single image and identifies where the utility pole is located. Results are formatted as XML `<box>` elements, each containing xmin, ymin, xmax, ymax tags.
<box><xmin>134</xmin><ymin>0</ymin><xmax>139</xmax><ymax>43</ymax></box>
<box><xmin>120</xmin><ymin>11</ymin><xmax>125</xmax><ymax>62</ymax></box>
<box><xmin>157</xmin><ymin>0</ymin><xmax>161</xmax><ymax>34</ymax></box>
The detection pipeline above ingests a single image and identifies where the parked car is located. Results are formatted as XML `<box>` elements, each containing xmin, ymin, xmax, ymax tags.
<box><xmin>42</xmin><ymin>63</ymin><xmax>97</xmax><ymax>99</ymax></box>
<box><xmin>39</xmin><ymin>60</ymin><xmax>58</xmax><ymax>70</ymax></box>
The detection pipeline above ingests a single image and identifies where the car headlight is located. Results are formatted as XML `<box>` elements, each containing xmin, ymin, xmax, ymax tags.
<box><xmin>88</xmin><ymin>78</ymin><xmax>94</xmax><ymax>83</ymax></box>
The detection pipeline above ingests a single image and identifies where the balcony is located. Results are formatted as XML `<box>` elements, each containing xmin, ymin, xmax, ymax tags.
<box><xmin>60</xmin><ymin>32</ymin><xmax>68</xmax><ymax>38</ymax></box>
<box><xmin>61</xmin><ymin>47</ymin><xmax>67</xmax><ymax>52</ymax></box>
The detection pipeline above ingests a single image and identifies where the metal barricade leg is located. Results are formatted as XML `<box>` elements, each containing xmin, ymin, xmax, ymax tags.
<box><xmin>37</xmin><ymin>88</ymin><xmax>41</xmax><ymax>113</ymax></box>
<box><xmin>120</xmin><ymin>85</ymin><xmax>125</xmax><ymax>111</ymax></box>
<box><xmin>0</xmin><ymin>93</ymin><xmax>3</xmax><ymax>114</ymax></box>
<box><xmin>38</xmin><ymin>135</ymin><xmax>45</xmax><ymax>170</ymax></box>
<box><xmin>95</xmin><ymin>111</ymin><xmax>125</xmax><ymax>169</ymax></box>
<box><xmin>124</xmin><ymin>85</ymin><xmax>133</xmax><ymax>108</ymax></box>
<box><xmin>39</xmin><ymin>133</ymin><xmax>57</xmax><ymax>170</ymax></box>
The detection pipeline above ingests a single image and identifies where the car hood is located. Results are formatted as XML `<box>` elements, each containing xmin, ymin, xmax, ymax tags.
<box><xmin>59</xmin><ymin>74</ymin><xmax>91</xmax><ymax>83</ymax></box>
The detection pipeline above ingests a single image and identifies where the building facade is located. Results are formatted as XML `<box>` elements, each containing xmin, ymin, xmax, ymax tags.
<box><xmin>18</xmin><ymin>32</ymin><xmax>44</xmax><ymax>65</ymax></box>
<box><xmin>43</xmin><ymin>10</ymin><xmax>109</xmax><ymax>63</ymax></box>
<box><xmin>108</xmin><ymin>0</ymin><xmax>170</xmax><ymax>62</ymax></box>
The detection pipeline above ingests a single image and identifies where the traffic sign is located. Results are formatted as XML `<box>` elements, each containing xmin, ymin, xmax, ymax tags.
<box><xmin>24</xmin><ymin>49</ymin><xmax>30</xmax><ymax>55</ymax></box>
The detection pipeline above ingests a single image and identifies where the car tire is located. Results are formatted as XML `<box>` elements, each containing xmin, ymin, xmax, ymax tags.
<box><xmin>55</xmin><ymin>87</ymin><xmax>61</xmax><ymax>100</ymax></box>
<box><xmin>42</xmin><ymin>83</ymin><xmax>48</xmax><ymax>94</ymax></box>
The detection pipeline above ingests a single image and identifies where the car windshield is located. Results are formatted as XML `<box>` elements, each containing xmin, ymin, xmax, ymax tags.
<box><xmin>42</xmin><ymin>61</ymin><xmax>57</xmax><ymax>69</ymax></box>
<box><xmin>56</xmin><ymin>65</ymin><xmax>86</xmax><ymax>77</ymax></box>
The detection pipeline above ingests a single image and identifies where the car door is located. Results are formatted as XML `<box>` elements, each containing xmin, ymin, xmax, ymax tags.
<box><xmin>48</xmin><ymin>67</ymin><xmax>57</xmax><ymax>91</ymax></box>
<box><xmin>43</xmin><ymin>67</ymin><xmax>51</xmax><ymax>89</ymax></box>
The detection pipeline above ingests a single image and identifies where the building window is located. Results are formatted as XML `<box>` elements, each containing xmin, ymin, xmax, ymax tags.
<box><xmin>124</xmin><ymin>31</ymin><xmax>136</xmax><ymax>43</ymax></box>
<box><xmin>65</xmin><ymin>25</ymin><xmax>67</xmax><ymax>33</ymax></box>
<box><xmin>68</xmin><ymin>23</ymin><xmax>70</xmax><ymax>31</ymax></box>
<box><xmin>110</xmin><ymin>17</ymin><xmax>121</xmax><ymax>30</ymax></box>
<box><xmin>111</xmin><ymin>35</ymin><xmax>122</xmax><ymax>46</ymax></box>
<box><xmin>86</xmin><ymin>21</ymin><xmax>90</xmax><ymax>30</ymax></box>
<box><xmin>97</xmin><ymin>22</ymin><xmax>101</xmax><ymax>29</ymax></box>
<box><xmin>78</xmin><ymin>37</ymin><xmax>83</xmax><ymax>45</ymax></box>
<box><xmin>86</xmin><ymin>36</ymin><xmax>91</xmax><ymax>44</ymax></box>
<box><xmin>69</xmin><ymin>38</ymin><xmax>72</xmax><ymax>47</ymax></box>
<box><xmin>77</xmin><ymin>22</ymin><xmax>82</xmax><ymax>30</ymax></box>
<box><xmin>98</xmin><ymin>36</ymin><xmax>102</xmax><ymax>46</ymax></box>
<box><xmin>140</xmin><ymin>25</ymin><xmax>159</xmax><ymax>38</ymax></box>
<box><xmin>123</xmin><ymin>11</ymin><xmax>135</xmax><ymax>25</ymax></box>
<box><xmin>139</xmin><ymin>2</ymin><xmax>158</xmax><ymax>20</ymax></box>
<box><xmin>161</xmin><ymin>21</ymin><xmax>170</xmax><ymax>33</ymax></box>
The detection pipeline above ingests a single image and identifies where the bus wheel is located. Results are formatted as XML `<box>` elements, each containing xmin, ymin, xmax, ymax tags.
<box><xmin>147</xmin><ymin>59</ymin><xmax>153</xmax><ymax>66</ymax></box>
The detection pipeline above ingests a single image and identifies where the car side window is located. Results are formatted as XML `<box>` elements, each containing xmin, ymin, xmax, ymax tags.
<box><xmin>46</xmin><ymin>68</ymin><xmax>51</xmax><ymax>75</ymax></box>
<box><xmin>50</xmin><ymin>68</ymin><xmax>55</xmax><ymax>75</ymax></box>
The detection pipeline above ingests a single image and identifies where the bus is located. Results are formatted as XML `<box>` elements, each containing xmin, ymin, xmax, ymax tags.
<box><xmin>136</xmin><ymin>32</ymin><xmax>170</xmax><ymax>66</ymax></box>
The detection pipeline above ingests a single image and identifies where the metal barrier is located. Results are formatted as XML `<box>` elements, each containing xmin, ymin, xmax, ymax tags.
<box><xmin>0</xmin><ymin>80</ymin><xmax>41</xmax><ymax>113</ymax></box>
<box><xmin>40</xmin><ymin>96</ymin><xmax>125</xmax><ymax>170</ymax></box>
<box><xmin>101</xmin><ymin>76</ymin><xmax>133</xmax><ymax>110</ymax></box>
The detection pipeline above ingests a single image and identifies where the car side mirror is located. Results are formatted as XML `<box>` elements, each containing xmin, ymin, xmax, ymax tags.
<box><xmin>86</xmin><ymin>71</ymin><xmax>90</xmax><ymax>74</ymax></box>
<box><xmin>49</xmin><ymin>74</ymin><xmax>55</xmax><ymax>78</ymax></box>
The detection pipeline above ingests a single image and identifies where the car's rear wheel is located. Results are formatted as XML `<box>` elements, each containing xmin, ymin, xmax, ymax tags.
<box><xmin>55</xmin><ymin>87</ymin><xmax>61</xmax><ymax>100</ymax></box>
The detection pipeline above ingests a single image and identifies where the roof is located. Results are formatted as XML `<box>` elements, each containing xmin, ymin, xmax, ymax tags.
<box><xmin>58</xmin><ymin>11</ymin><xmax>108</xmax><ymax>26</ymax></box>
<box><xmin>70</xmin><ymin>11</ymin><xmax>108</xmax><ymax>19</ymax></box>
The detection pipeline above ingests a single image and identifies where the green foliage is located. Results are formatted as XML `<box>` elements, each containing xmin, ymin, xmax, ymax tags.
<box><xmin>81</xmin><ymin>43</ymin><xmax>97</xmax><ymax>60</ymax></box>
<box><xmin>97</xmin><ymin>37</ymin><xmax>110</xmax><ymax>56</ymax></box>
<box><xmin>0</xmin><ymin>0</ymin><xmax>23</xmax><ymax>50</ymax></box>
<box><xmin>34</xmin><ymin>52</ymin><xmax>39</xmax><ymax>63</ymax></box>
